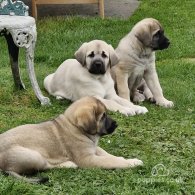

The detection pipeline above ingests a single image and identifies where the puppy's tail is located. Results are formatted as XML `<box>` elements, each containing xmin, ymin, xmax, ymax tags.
<box><xmin>43</xmin><ymin>73</ymin><xmax>54</xmax><ymax>94</ymax></box>
<box><xmin>1</xmin><ymin>170</ymin><xmax>49</xmax><ymax>184</ymax></box>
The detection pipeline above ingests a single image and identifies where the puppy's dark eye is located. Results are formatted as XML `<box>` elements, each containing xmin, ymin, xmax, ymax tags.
<box><xmin>154</xmin><ymin>30</ymin><xmax>161</xmax><ymax>38</ymax></box>
<box><xmin>101</xmin><ymin>112</ymin><xmax>106</xmax><ymax>120</ymax></box>
<box><xmin>88</xmin><ymin>52</ymin><xmax>95</xmax><ymax>58</ymax></box>
<box><xmin>101</xmin><ymin>51</ymin><xmax>107</xmax><ymax>58</ymax></box>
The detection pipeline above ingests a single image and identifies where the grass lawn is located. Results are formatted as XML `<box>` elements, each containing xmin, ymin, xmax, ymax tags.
<box><xmin>0</xmin><ymin>0</ymin><xmax>195</xmax><ymax>194</ymax></box>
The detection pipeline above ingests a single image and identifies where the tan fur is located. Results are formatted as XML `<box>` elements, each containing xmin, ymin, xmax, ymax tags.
<box><xmin>0</xmin><ymin>97</ymin><xmax>143</xmax><ymax>183</ymax></box>
<box><xmin>111</xmin><ymin>18</ymin><xmax>174</xmax><ymax>108</ymax></box>
<box><xmin>44</xmin><ymin>40</ymin><xmax>148</xmax><ymax>116</ymax></box>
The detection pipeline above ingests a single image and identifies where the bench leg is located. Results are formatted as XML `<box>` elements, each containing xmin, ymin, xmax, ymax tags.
<box><xmin>4</xmin><ymin>33</ymin><xmax>25</xmax><ymax>90</ymax></box>
<box><xmin>99</xmin><ymin>0</ymin><xmax>104</xmax><ymax>19</ymax></box>
<box><xmin>25</xmin><ymin>31</ymin><xmax>51</xmax><ymax>105</ymax></box>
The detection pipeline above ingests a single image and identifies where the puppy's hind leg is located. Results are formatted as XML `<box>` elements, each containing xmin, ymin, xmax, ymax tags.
<box><xmin>56</xmin><ymin>96</ymin><xmax>64</xmax><ymax>100</ymax></box>
<box><xmin>132</xmin><ymin>90</ymin><xmax>145</xmax><ymax>103</ymax></box>
<box><xmin>1</xmin><ymin>146</ymin><xmax>51</xmax><ymax>183</ymax></box>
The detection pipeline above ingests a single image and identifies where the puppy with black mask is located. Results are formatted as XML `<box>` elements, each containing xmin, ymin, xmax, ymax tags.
<box><xmin>111</xmin><ymin>18</ymin><xmax>174</xmax><ymax>108</ymax></box>
<box><xmin>0</xmin><ymin>97</ymin><xmax>143</xmax><ymax>184</ymax></box>
<box><xmin>44</xmin><ymin>40</ymin><xmax>148</xmax><ymax>116</ymax></box>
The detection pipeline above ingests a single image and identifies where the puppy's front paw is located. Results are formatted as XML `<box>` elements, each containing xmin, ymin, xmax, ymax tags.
<box><xmin>120</xmin><ymin>108</ymin><xmax>136</xmax><ymax>116</ymax></box>
<box><xmin>133</xmin><ymin>105</ymin><xmax>148</xmax><ymax>114</ymax></box>
<box><xmin>156</xmin><ymin>98</ymin><xmax>174</xmax><ymax>108</ymax></box>
<box><xmin>127</xmin><ymin>158</ymin><xmax>143</xmax><ymax>167</ymax></box>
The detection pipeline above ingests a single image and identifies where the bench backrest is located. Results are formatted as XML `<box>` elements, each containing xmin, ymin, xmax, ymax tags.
<box><xmin>0</xmin><ymin>0</ymin><xmax>29</xmax><ymax>16</ymax></box>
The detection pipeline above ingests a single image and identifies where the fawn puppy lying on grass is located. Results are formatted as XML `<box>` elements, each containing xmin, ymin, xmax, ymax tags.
<box><xmin>44</xmin><ymin>40</ymin><xmax>148</xmax><ymax>116</ymax></box>
<box><xmin>0</xmin><ymin>97</ymin><xmax>143</xmax><ymax>184</ymax></box>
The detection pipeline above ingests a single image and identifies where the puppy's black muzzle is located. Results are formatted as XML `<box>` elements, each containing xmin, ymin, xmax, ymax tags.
<box><xmin>88</xmin><ymin>60</ymin><xmax>106</xmax><ymax>75</ymax></box>
<box><xmin>153</xmin><ymin>36</ymin><xmax>170</xmax><ymax>51</ymax></box>
<box><xmin>106</xmin><ymin>118</ymin><xmax>118</xmax><ymax>134</ymax></box>
<box><xmin>158</xmin><ymin>36</ymin><xmax>170</xmax><ymax>50</ymax></box>
<box><xmin>99</xmin><ymin>115</ymin><xmax>118</xmax><ymax>136</ymax></box>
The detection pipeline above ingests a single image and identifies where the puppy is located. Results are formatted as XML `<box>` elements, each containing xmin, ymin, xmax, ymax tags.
<box><xmin>0</xmin><ymin>97</ymin><xmax>143</xmax><ymax>183</ymax></box>
<box><xmin>111</xmin><ymin>18</ymin><xmax>174</xmax><ymax>108</ymax></box>
<box><xmin>44</xmin><ymin>40</ymin><xmax>148</xmax><ymax>116</ymax></box>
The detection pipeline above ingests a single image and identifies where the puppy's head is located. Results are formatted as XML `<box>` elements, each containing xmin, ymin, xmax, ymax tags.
<box><xmin>133</xmin><ymin>18</ymin><xmax>170</xmax><ymax>50</ymax></box>
<box><xmin>65</xmin><ymin>97</ymin><xmax>117</xmax><ymax>136</ymax></box>
<box><xmin>75</xmin><ymin>40</ymin><xmax>119</xmax><ymax>75</ymax></box>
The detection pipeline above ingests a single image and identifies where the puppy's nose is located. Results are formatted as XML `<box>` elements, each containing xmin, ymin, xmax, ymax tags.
<box><xmin>111</xmin><ymin>120</ymin><xmax>118</xmax><ymax>129</ymax></box>
<box><xmin>165</xmin><ymin>38</ymin><xmax>170</xmax><ymax>46</ymax></box>
<box><xmin>94</xmin><ymin>61</ymin><xmax>103</xmax><ymax>67</ymax></box>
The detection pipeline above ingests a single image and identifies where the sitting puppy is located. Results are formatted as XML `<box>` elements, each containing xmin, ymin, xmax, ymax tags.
<box><xmin>0</xmin><ymin>97</ymin><xmax>143</xmax><ymax>184</ymax></box>
<box><xmin>111</xmin><ymin>18</ymin><xmax>174</xmax><ymax>108</ymax></box>
<box><xmin>44</xmin><ymin>40</ymin><xmax>148</xmax><ymax>116</ymax></box>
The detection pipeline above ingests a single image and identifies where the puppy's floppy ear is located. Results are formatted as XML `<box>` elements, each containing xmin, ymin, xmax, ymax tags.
<box><xmin>74</xmin><ymin>42</ymin><xmax>88</xmax><ymax>66</ymax></box>
<box><xmin>74</xmin><ymin>106</ymin><xmax>97</xmax><ymax>135</ymax></box>
<box><xmin>135</xmin><ymin>26</ymin><xmax>152</xmax><ymax>47</ymax></box>
<box><xmin>108</xmin><ymin>44</ymin><xmax>119</xmax><ymax>67</ymax></box>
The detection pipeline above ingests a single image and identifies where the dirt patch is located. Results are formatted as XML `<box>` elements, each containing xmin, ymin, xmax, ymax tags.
<box><xmin>182</xmin><ymin>58</ymin><xmax>195</xmax><ymax>63</ymax></box>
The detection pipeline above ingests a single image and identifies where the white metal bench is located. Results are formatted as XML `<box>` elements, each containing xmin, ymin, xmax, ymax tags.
<box><xmin>0</xmin><ymin>0</ymin><xmax>50</xmax><ymax>105</ymax></box>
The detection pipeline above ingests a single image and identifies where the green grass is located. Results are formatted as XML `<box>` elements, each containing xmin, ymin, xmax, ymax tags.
<box><xmin>0</xmin><ymin>0</ymin><xmax>195</xmax><ymax>194</ymax></box>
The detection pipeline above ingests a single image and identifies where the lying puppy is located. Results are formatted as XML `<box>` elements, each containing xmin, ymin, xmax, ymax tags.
<box><xmin>111</xmin><ymin>18</ymin><xmax>174</xmax><ymax>108</ymax></box>
<box><xmin>44</xmin><ymin>40</ymin><xmax>148</xmax><ymax>116</ymax></box>
<box><xmin>0</xmin><ymin>97</ymin><xmax>143</xmax><ymax>183</ymax></box>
